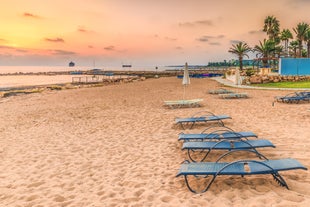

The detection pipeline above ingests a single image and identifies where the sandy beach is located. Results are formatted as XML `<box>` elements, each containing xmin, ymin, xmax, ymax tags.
<box><xmin>0</xmin><ymin>77</ymin><xmax>309</xmax><ymax>207</ymax></box>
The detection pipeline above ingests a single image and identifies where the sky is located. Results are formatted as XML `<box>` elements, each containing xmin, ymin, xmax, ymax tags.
<box><xmin>1</xmin><ymin>0</ymin><xmax>310</xmax><ymax>67</ymax></box>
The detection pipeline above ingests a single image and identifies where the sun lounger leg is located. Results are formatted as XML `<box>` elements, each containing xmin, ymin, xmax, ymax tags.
<box><xmin>179</xmin><ymin>122</ymin><xmax>195</xmax><ymax>130</ymax></box>
<box><xmin>187</xmin><ymin>149</ymin><xmax>211</xmax><ymax>162</ymax></box>
<box><xmin>190</xmin><ymin>122</ymin><xmax>195</xmax><ymax>129</ymax></box>
<box><xmin>218</xmin><ymin>119</ymin><xmax>225</xmax><ymax>126</ymax></box>
<box><xmin>272</xmin><ymin>173</ymin><xmax>289</xmax><ymax>189</ymax></box>
<box><xmin>184</xmin><ymin>175</ymin><xmax>215</xmax><ymax>193</ymax></box>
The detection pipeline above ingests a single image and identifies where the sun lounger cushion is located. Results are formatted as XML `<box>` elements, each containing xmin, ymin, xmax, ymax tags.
<box><xmin>178</xmin><ymin>131</ymin><xmax>257</xmax><ymax>141</ymax></box>
<box><xmin>175</xmin><ymin>115</ymin><xmax>231</xmax><ymax>124</ymax></box>
<box><xmin>182</xmin><ymin>139</ymin><xmax>274</xmax><ymax>150</ymax></box>
<box><xmin>209</xmin><ymin>88</ymin><xmax>234</xmax><ymax>94</ymax></box>
<box><xmin>164</xmin><ymin>99</ymin><xmax>203</xmax><ymax>108</ymax></box>
<box><xmin>175</xmin><ymin>115</ymin><xmax>231</xmax><ymax>129</ymax></box>
<box><xmin>219</xmin><ymin>93</ymin><xmax>248</xmax><ymax>99</ymax></box>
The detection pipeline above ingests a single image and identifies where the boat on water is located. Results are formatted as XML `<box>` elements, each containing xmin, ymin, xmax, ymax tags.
<box><xmin>69</xmin><ymin>61</ymin><xmax>75</xmax><ymax>67</ymax></box>
<box><xmin>122</xmin><ymin>64</ymin><xmax>132</xmax><ymax>68</ymax></box>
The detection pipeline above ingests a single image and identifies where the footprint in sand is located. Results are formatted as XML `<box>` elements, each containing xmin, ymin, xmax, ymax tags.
<box><xmin>274</xmin><ymin>190</ymin><xmax>305</xmax><ymax>203</ymax></box>
<box><xmin>160</xmin><ymin>195</ymin><xmax>173</xmax><ymax>203</ymax></box>
<box><xmin>53</xmin><ymin>195</ymin><xmax>66</xmax><ymax>202</ymax></box>
<box><xmin>134</xmin><ymin>189</ymin><xmax>145</xmax><ymax>197</ymax></box>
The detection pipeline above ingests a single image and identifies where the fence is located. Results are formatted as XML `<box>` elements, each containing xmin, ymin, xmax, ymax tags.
<box><xmin>280</xmin><ymin>58</ymin><xmax>310</xmax><ymax>75</ymax></box>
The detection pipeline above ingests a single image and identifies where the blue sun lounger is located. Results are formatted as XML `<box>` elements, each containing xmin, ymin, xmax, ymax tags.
<box><xmin>208</xmin><ymin>88</ymin><xmax>234</xmax><ymax>94</ymax></box>
<box><xmin>178</xmin><ymin>131</ymin><xmax>257</xmax><ymax>141</ymax></box>
<box><xmin>164</xmin><ymin>99</ymin><xmax>203</xmax><ymax>109</ymax></box>
<box><xmin>219</xmin><ymin>93</ymin><xmax>248</xmax><ymax>99</ymax></box>
<box><xmin>275</xmin><ymin>91</ymin><xmax>310</xmax><ymax>104</ymax></box>
<box><xmin>179</xmin><ymin>126</ymin><xmax>258</xmax><ymax>141</ymax></box>
<box><xmin>182</xmin><ymin>139</ymin><xmax>275</xmax><ymax>162</ymax></box>
<box><xmin>175</xmin><ymin>111</ymin><xmax>231</xmax><ymax>129</ymax></box>
<box><xmin>176</xmin><ymin>158</ymin><xmax>307</xmax><ymax>193</ymax></box>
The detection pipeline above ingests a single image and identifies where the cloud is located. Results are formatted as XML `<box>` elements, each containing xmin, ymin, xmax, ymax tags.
<box><xmin>287</xmin><ymin>0</ymin><xmax>310</xmax><ymax>4</ymax></box>
<box><xmin>0</xmin><ymin>45</ymin><xmax>14</xmax><ymax>49</ymax></box>
<box><xmin>209</xmin><ymin>42</ymin><xmax>221</xmax><ymax>46</ymax></box>
<box><xmin>230</xmin><ymin>40</ymin><xmax>242</xmax><ymax>44</ymax></box>
<box><xmin>175</xmin><ymin>46</ymin><xmax>183</xmax><ymax>50</ymax></box>
<box><xmin>104</xmin><ymin>46</ymin><xmax>115</xmax><ymax>51</ymax></box>
<box><xmin>249</xmin><ymin>30</ymin><xmax>264</xmax><ymax>35</ymax></box>
<box><xmin>165</xmin><ymin>37</ymin><xmax>177</xmax><ymax>41</ymax></box>
<box><xmin>45</xmin><ymin>38</ymin><xmax>65</xmax><ymax>43</ymax></box>
<box><xmin>51</xmin><ymin>50</ymin><xmax>76</xmax><ymax>55</ymax></box>
<box><xmin>195</xmin><ymin>20</ymin><xmax>213</xmax><ymax>26</ymax></box>
<box><xmin>179</xmin><ymin>19</ymin><xmax>213</xmax><ymax>27</ymax></box>
<box><xmin>88</xmin><ymin>45</ymin><xmax>94</xmax><ymax>48</ymax></box>
<box><xmin>0</xmin><ymin>45</ymin><xmax>31</xmax><ymax>53</ymax></box>
<box><xmin>77</xmin><ymin>26</ymin><xmax>93</xmax><ymax>33</ymax></box>
<box><xmin>179</xmin><ymin>22</ymin><xmax>195</xmax><ymax>27</ymax></box>
<box><xmin>15</xmin><ymin>49</ymin><xmax>28</xmax><ymax>53</ymax></box>
<box><xmin>285</xmin><ymin>0</ymin><xmax>310</xmax><ymax>9</ymax></box>
<box><xmin>196</xmin><ymin>35</ymin><xmax>225</xmax><ymax>42</ymax></box>
<box><xmin>196</xmin><ymin>36</ymin><xmax>209</xmax><ymax>42</ymax></box>
<box><xmin>217</xmin><ymin>35</ymin><xmax>225</xmax><ymax>38</ymax></box>
<box><xmin>23</xmin><ymin>12</ymin><xmax>41</xmax><ymax>19</ymax></box>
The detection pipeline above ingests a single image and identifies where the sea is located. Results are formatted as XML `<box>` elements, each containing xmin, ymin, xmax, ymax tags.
<box><xmin>0</xmin><ymin>65</ymin><xmax>180</xmax><ymax>90</ymax></box>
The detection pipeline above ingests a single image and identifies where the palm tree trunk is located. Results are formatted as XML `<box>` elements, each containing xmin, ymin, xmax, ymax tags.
<box><xmin>307</xmin><ymin>41</ymin><xmax>310</xmax><ymax>58</ymax></box>
<box><xmin>285</xmin><ymin>40</ymin><xmax>288</xmax><ymax>57</ymax></box>
<box><xmin>239</xmin><ymin>57</ymin><xmax>243</xmax><ymax>70</ymax></box>
<box><xmin>298</xmin><ymin>40</ymin><xmax>303</xmax><ymax>57</ymax></box>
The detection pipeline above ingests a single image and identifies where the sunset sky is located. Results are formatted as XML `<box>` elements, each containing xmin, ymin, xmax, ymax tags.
<box><xmin>1</xmin><ymin>0</ymin><xmax>310</xmax><ymax>67</ymax></box>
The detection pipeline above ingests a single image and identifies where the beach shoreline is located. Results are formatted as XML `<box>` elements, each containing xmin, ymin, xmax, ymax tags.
<box><xmin>0</xmin><ymin>77</ymin><xmax>309</xmax><ymax>207</ymax></box>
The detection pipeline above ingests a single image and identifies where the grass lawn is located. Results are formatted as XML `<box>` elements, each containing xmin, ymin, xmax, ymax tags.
<box><xmin>252</xmin><ymin>81</ymin><xmax>310</xmax><ymax>88</ymax></box>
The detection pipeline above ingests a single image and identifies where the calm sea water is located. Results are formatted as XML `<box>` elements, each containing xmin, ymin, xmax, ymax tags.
<box><xmin>0</xmin><ymin>65</ymin><xmax>178</xmax><ymax>89</ymax></box>
<box><xmin>0</xmin><ymin>65</ymin><xmax>171</xmax><ymax>74</ymax></box>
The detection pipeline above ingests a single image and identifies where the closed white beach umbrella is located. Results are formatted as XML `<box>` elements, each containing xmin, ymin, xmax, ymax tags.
<box><xmin>182</xmin><ymin>62</ymin><xmax>190</xmax><ymax>99</ymax></box>
<box><xmin>182</xmin><ymin>62</ymin><xmax>190</xmax><ymax>85</ymax></box>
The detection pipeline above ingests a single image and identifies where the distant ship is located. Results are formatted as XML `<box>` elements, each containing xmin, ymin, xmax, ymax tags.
<box><xmin>69</xmin><ymin>61</ymin><xmax>75</xmax><ymax>67</ymax></box>
<box><xmin>122</xmin><ymin>64</ymin><xmax>132</xmax><ymax>68</ymax></box>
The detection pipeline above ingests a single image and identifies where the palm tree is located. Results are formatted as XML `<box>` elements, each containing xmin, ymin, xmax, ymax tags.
<box><xmin>263</xmin><ymin>15</ymin><xmax>280</xmax><ymax>44</ymax></box>
<box><xmin>293</xmin><ymin>22</ymin><xmax>309</xmax><ymax>57</ymax></box>
<box><xmin>253</xmin><ymin>39</ymin><xmax>276</xmax><ymax>67</ymax></box>
<box><xmin>289</xmin><ymin>40</ymin><xmax>299</xmax><ymax>58</ymax></box>
<box><xmin>301</xmin><ymin>49</ymin><xmax>308</xmax><ymax>57</ymax></box>
<box><xmin>305</xmin><ymin>30</ymin><xmax>310</xmax><ymax>57</ymax></box>
<box><xmin>280</xmin><ymin>29</ymin><xmax>293</xmax><ymax>57</ymax></box>
<box><xmin>228</xmin><ymin>42</ymin><xmax>252</xmax><ymax>71</ymax></box>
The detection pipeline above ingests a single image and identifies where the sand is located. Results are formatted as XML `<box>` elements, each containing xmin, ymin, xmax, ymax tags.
<box><xmin>0</xmin><ymin>77</ymin><xmax>309</xmax><ymax>207</ymax></box>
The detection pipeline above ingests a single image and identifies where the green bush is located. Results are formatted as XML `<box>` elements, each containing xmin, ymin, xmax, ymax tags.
<box><xmin>245</xmin><ymin>69</ymin><xmax>255</xmax><ymax>76</ymax></box>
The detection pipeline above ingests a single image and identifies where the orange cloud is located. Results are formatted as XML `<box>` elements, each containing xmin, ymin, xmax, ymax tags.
<box><xmin>51</xmin><ymin>49</ymin><xmax>76</xmax><ymax>55</ymax></box>
<box><xmin>77</xmin><ymin>26</ymin><xmax>93</xmax><ymax>33</ymax></box>
<box><xmin>44</xmin><ymin>38</ymin><xmax>65</xmax><ymax>43</ymax></box>
<box><xmin>23</xmin><ymin>12</ymin><xmax>41</xmax><ymax>19</ymax></box>
<box><xmin>179</xmin><ymin>19</ymin><xmax>213</xmax><ymax>27</ymax></box>
<box><xmin>104</xmin><ymin>46</ymin><xmax>116</xmax><ymax>51</ymax></box>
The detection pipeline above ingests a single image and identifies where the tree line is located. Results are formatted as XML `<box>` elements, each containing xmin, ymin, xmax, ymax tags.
<box><xmin>228</xmin><ymin>15</ymin><xmax>310</xmax><ymax>70</ymax></box>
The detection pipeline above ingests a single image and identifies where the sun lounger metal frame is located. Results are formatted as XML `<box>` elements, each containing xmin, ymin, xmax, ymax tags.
<box><xmin>182</xmin><ymin>138</ymin><xmax>275</xmax><ymax>162</ymax></box>
<box><xmin>176</xmin><ymin>152</ymin><xmax>307</xmax><ymax>193</ymax></box>
<box><xmin>275</xmin><ymin>91</ymin><xmax>310</xmax><ymax>104</ymax></box>
<box><xmin>178</xmin><ymin>126</ymin><xmax>257</xmax><ymax>142</ymax></box>
<box><xmin>175</xmin><ymin>111</ymin><xmax>232</xmax><ymax>129</ymax></box>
